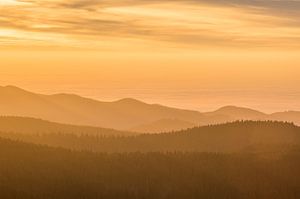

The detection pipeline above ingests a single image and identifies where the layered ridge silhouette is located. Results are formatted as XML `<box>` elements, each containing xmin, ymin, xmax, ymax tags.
<box><xmin>0</xmin><ymin>85</ymin><xmax>299</xmax><ymax>133</ymax></box>
<box><xmin>0</xmin><ymin>116</ymin><xmax>134</xmax><ymax>136</ymax></box>
<box><xmin>1</xmin><ymin>135</ymin><xmax>300</xmax><ymax>199</ymax></box>
<box><xmin>1</xmin><ymin>116</ymin><xmax>300</xmax><ymax>198</ymax></box>
<box><xmin>1</xmin><ymin>120</ymin><xmax>299</xmax><ymax>153</ymax></box>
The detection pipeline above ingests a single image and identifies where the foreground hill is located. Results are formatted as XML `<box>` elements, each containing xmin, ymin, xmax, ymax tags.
<box><xmin>0</xmin><ymin>85</ymin><xmax>299</xmax><ymax>133</ymax></box>
<box><xmin>0</xmin><ymin>137</ymin><xmax>300</xmax><ymax>199</ymax></box>
<box><xmin>1</xmin><ymin>121</ymin><xmax>299</xmax><ymax>153</ymax></box>
<box><xmin>0</xmin><ymin>116</ymin><xmax>134</xmax><ymax>136</ymax></box>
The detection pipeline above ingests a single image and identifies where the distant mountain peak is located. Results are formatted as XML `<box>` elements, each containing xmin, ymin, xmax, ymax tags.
<box><xmin>217</xmin><ymin>105</ymin><xmax>239</xmax><ymax>110</ymax></box>
<box><xmin>2</xmin><ymin>85</ymin><xmax>25</xmax><ymax>91</ymax></box>
<box><xmin>210</xmin><ymin>105</ymin><xmax>266</xmax><ymax>120</ymax></box>
<box><xmin>114</xmin><ymin>98</ymin><xmax>146</xmax><ymax>104</ymax></box>
<box><xmin>216</xmin><ymin>105</ymin><xmax>265</xmax><ymax>114</ymax></box>
<box><xmin>0</xmin><ymin>85</ymin><xmax>35</xmax><ymax>95</ymax></box>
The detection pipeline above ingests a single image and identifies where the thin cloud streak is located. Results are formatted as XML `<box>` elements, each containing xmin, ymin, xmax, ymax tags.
<box><xmin>0</xmin><ymin>0</ymin><xmax>300</xmax><ymax>50</ymax></box>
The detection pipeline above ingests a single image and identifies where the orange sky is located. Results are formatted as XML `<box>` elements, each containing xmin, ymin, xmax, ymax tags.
<box><xmin>1</xmin><ymin>0</ymin><xmax>300</xmax><ymax>112</ymax></box>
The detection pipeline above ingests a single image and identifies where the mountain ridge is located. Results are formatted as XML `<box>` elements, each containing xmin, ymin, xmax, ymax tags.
<box><xmin>0</xmin><ymin>85</ymin><xmax>299</xmax><ymax>132</ymax></box>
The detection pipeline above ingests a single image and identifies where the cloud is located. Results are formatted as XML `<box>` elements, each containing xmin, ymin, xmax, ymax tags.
<box><xmin>0</xmin><ymin>0</ymin><xmax>300</xmax><ymax>50</ymax></box>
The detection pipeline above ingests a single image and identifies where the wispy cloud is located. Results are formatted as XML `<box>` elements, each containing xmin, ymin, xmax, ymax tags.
<box><xmin>1</xmin><ymin>0</ymin><xmax>300</xmax><ymax>50</ymax></box>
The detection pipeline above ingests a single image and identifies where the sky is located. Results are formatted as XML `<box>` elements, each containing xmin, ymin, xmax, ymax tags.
<box><xmin>0</xmin><ymin>0</ymin><xmax>300</xmax><ymax>112</ymax></box>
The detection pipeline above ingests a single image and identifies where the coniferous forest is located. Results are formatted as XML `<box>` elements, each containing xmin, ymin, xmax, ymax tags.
<box><xmin>1</xmin><ymin>120</ymin><xmax>300</xmax><ymax>199</ymax></box>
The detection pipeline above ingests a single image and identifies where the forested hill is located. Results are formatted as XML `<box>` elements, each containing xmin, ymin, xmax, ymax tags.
<box><xmin>1</xmin><ymin>121</ymin><xmax>299</xmax><ymax>153</ymax></box>
<box><xmin>1</xmin><ymin>137</ymin><xmax>300</xmax><ymax>199</ymax></box>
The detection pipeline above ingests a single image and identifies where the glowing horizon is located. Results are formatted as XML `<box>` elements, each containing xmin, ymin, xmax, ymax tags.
<box><xmin>1</xmin><ymin>0</ymin><xmax>300</xmax><ymax>112</ymax></box>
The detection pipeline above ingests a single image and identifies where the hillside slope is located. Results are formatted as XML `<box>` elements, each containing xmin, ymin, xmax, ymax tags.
<box><xmin>1</xmin><ymin>137</ymin><xmax>300</xmax><ymax>199</ymax></box>
<box><xmin>1</xmin><ymin>121</ymin><xmax>299</xmax><ymax>153</ymax></box>
<box><xmin>0</xmin><ymin>116</ymin><xmax>134</xmax><ymax>136</ymax></box>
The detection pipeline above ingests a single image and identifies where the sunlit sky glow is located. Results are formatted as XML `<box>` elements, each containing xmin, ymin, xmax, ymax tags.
<box><xmin>1</xmin><ymin>0</ymin><xmax>300</xmax><ymax>112</ymax></box>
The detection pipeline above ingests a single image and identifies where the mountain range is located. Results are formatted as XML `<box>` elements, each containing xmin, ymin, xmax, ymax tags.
<box><xmin>0</xmin><ymin>85</ymin><xmax>299</xmax><ymax>133</ymax></box>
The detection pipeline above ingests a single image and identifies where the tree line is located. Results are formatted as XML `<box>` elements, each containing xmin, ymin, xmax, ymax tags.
<box><xmin>0</xmin><ymin>137</ymin><xmax>300</xmax><ymax>199</ymax></box>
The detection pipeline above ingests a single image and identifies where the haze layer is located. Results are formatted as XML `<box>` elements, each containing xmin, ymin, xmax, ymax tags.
<box><xmin>1</xmin><ymin>0</ymin><xmax>299</xmax><ymax>112</ymax></box>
